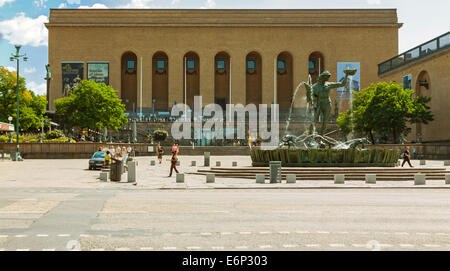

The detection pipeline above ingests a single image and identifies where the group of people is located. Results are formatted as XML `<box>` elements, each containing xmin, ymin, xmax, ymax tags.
<box><xmin>157</xmin><ymin>143</ymin><xmax>180</xmax><ymax>177</ymax></box>
<box><xmin>99</xmin><ymin>145</ymin><xmax>133</xmax><ymax>167</ymax></box>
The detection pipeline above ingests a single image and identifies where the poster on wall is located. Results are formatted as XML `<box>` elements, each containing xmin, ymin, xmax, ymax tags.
<box><xmin>402</xmin><ymin>74</ymin><xmax>412</xmax><ymax>90</ymax></box>
<box><xmin>337</xmin><ymin>62</ymin><xmax>360</xmax><ymax>100</ymax></box>
<box><xmin>87</xmin><ymin>63</ymin><xmax>109</xmax><ymax>85</ymax></box>
<box><xmin>62</xmin><ymin>62</ymin><xmax>84</xmax><ymax>96</ymax></box>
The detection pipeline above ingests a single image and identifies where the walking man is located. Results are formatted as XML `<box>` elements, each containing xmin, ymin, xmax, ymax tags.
<box><xmin>401</xmin><ymin>146</ymin><xmax>413</xmax><ymax>167</ymax></box>
<box><xmin>168</xmin><ymin>151</ymin><xmax>179</xmax><ymax>177</ymax></box>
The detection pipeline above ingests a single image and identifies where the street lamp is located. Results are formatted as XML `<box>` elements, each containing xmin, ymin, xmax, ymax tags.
<box><xmin>9</xmin><ymin>45</ymin><xmax>28</xmax><ymax>161</ymax></box>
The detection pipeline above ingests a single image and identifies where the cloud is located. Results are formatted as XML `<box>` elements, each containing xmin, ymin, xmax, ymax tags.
<box><xmin>171</xmin><ymin>0</ymin><xmax>180</xmax><ymax>5</ymax></box>
<box><xmin>0</xmin><ymin>0</ymin><xmax>15</xmax><ymax>8</ymax></box>
<box><xmin>5</xmin><ymin>66</ymin><xmax>16</xmax><ymax>72</ymax></box>
<box><xmin>118</xmin><ymin>0</ymin><xmax>154</xmax><ymax>8</ymax></box>
<box><xmin>24</xmin><ymin>67</ymin><xmax>37</xmax><ymax>74</ymax></box>
<box><xmin>0</xmin><ymin>13</ymin><xmax>48</xmax><ymax>47</ymax></box>
<box><xmin>78</xmin><ymin>3</ymin><xmax>108</xmax><ymax>9</ymax></box>
<box><xmin>201</xmin><ymin>0</ymin><xmax>216</xmax><ymax>9</ymax></box>
<box><xmin>67</xmin><ymin>0</ymin><xmax>80</xmax><ymax>4</ymax></box>
<box><xmin>27</xmin><ymin>81</ymin><xmax>47</xmax><ymax>96</ymax></box>
<box><xmin>367</xmin><ymin>0</ymin><xmax>381</xmax><ymax>5</ymax></box>
<box><xmin>33</xmin><ymin>0</ymin><xmax>48</xmax><ymax>8</ymax></box>
<box><xmin>58</xmin><ymin>3</ymin><xmax>67</xmax><ymax>8</ymax></box>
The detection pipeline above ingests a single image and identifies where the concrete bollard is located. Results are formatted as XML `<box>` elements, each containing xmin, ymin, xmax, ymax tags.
<box><xmin>414</xmin><ymin>174</ymin><xmax>426</xmax><ymax>185</ymax></box>
<box><xmin>204</xmin><ymin>152</ymin><xmax>210</xmax><ymax>167</ymax></box>
<box><xmin>365</xmin><ymin>174</ymin><xmax>377</xmax><ymax>184</ymax></box>
<box><xmin>150</xmin><ymin>160</ymin><xmax>156</xmax><ymax>166</ymax></box>
<box><xmin>444</xmin><ymin>160</ymin><xmax>450</xmax><ymax>166</ymax></box>
<box><xmin>286</xmin><ymin>174</ymin><xmax>296</xmax><ymax>184</ymax></box>
<box><xmin>206</xmin><ymin>174</ymin><xmax>215</xmax><ymax>183</ymax></box>
<box><xmin>99</xmin><ymin>172</ymin><xmax>109</xmax><ymax>181</ymax></box>
<box><xmin>445</xmin><ymin>174</ymin><xmax>450</xmax><ymax>185</ymax></box>
<box><xmin>191</xmin><ymin>161</ymin><xmax>196</xmax><ymax>167</ymax></box>
<box><xmin>256</xmin><ymin>174</ymin><xmax>265</xmax><ymax>184</ymax></box>
<box><xmin>127</xmin><ymin>161</ymin><xmax>137</xmax><ymax>183</ymax></box>
<box><xmin>216</xmin><ymin>161</ymin><xmax>221</xmax><ymax>167</ymax></box>
<box><xmin>420</xmin><ymin>160</ymin><xmax>426</xmax><ymax>166</ymax></box>
<box><xmin>176</xmin><ymin>173</ymin><xmax>185</xmax><ymax>183</ymax></box>
<box><xmin>232</xmin><ymin>162</ymin><xmax>238</xmax><ymax>167</ymax></box>
<box><xmin>334</xmin><ymin>174</ymin><xmax>345</xmax><ymax>184</ymax></box>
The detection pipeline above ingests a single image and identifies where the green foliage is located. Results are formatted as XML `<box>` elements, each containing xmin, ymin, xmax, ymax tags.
<box><xmin>0</xmin><ymin>66</ymin><xmax>48</xmax><ymax>132</ymax></box>
<box><xmin>55</xmin><ymin>80</ymin><xmax>127</xmax><ymax>132</ymax></box>
<box><xmin>45</xmin><ymin>129</ymin><xmax>65</xmax><ymax>139</ymax></box>
<box><xmin>337</xmin><ymin>81</ymin><xmax>434</xmax><ymax>143</ymax></box>
<box><xmin>153</xmin><ymin>129</ymin><xmax>168</xmax><ymax>142</ymax></box>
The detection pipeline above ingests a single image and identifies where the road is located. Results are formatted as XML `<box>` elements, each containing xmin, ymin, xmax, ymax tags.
<box><xmin>0</xmin><ymin>158</ymin><xmax>449</xmax><ymax>251</ymax></box>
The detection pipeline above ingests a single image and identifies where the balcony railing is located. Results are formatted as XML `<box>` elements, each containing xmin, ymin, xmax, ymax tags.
<box><xmin>378</xmin><ymin>31</ymin><xmax>450</xmax><ymax>75</ymax></box>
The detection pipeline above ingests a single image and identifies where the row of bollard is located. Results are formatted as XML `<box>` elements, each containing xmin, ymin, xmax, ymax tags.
<box><xmin>99</xmin><ymin>159</ymin><xmax>137</xmax><ymax>183</ymax></box>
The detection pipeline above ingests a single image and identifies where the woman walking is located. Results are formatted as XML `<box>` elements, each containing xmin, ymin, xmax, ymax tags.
<box><xmin>168</xmin><ymin>151</ymin><xmax>179</xmax><ymax>177</ymax></box>
<box><xmin>157</xmin><ymin>145</ymin><xmax>164</xmax><ymax>164</ymax></box>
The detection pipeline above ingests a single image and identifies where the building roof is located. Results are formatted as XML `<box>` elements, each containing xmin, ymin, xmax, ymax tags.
<box><xmin>46</xmin><ymin>9</ymin><xmax>402</xmax><ymax>28</ymax></box>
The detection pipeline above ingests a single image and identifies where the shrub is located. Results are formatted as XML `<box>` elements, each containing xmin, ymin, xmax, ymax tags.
<box><xmin>45</xmin><ymin>130</ymin><xmax>65</xmax><ymax>140</ymax></box>
<box><xmin>153</xmin><ymin>129</ymin><xmax>168</xmax><ymax>142</ymax></box>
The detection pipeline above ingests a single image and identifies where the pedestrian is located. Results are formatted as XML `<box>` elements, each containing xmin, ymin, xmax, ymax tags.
<box><xmin>104</xmin><ymin>151</ymin><xmax>111</xmax><ymax>167</ymax></box>
<box><xmin>168</xmin><ymin>151</ymin><xmax>179</xmax><ymax>177</ymax></box>
<box><xmin>401</xmin><ymin>146</ymin><xmax>413</xmax><ymax>167</ymax></box>
<box><xmin>157</xmin><ymin>145</ymin><xmax>164</xmax><ymax>164</ymax></box>
<box><xmin>172</xmin><ymin>143</ymin><xmax>179</xmax><ymax>154</ymax></box>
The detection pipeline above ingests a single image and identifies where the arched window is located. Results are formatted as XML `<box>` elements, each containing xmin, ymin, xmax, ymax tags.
<box><xmin>183</xmin><ymin>51</ymin><xmax>200</xmax><ymax>109</ymax></box>
<box><xmin>308</xmin><ymin>52</ymin><xmax>325</xmax><ymax>83</ymax></box>
<box><xmin>277</xmin><ymin>51</ymin><xmax>293</xmax><ymax>110</ymax></box>
<box><xmin>121</xmin><ymin>51</ymin><xmax>138</xmax><ymax>112</ymax></box>
<box><xmin>152</xmin><ymin>51</ymin><xmax>169</xmax><ymax>111</ymax></box>
<box><xmin>246</xmin><ymin>51</ymin><xmax>262</xmax><ymax>106</ymax></box>
<box><xmin>214</xmin><ymin>51</ymin><xmax>230</xmax><ymax>110</ymax></box>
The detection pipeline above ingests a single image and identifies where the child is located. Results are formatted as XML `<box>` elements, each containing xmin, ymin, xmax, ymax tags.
<box><xmin>104</xmin><ymin>151</ymin><xmax>111</xmax><ymax>167</ymax></box>
<box><xmin>168</xmin><ymin>151</ymin><xmax>179</xmax><ymax>177</ymax></box>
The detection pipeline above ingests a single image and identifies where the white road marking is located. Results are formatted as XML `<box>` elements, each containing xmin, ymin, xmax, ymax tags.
<box><xmin>305</xmin><ymin>244</ymin><xmax>321</xmax><ymax>247</ymax></box>
<box><xmin>278</xmin><ymin>231</ymin><xmax>290</xmax><ymax>234</ymax></box>
<box><xmin>399</xmin><ymin>244</ymin><xmax>415</xmax><ymax>248</ymax></box>
<box><xmin>79</xmin><ymin>234</ymin><xmax>90</xmax><ymax>238</ymax></box>
<box><xmin>436</xmin><ymin>233</ymin><xmax>449</xmax><ymax>236</ymax></box>
<box><xmin>423</xmin><ymin>244</ymin><xmax>441</xmax><ymax>248</ymax></box>
<box><xmin>15</xmin><ymin>235</ymin><xmax>26</xmax><ymax>238</ymax></box>
<box><xmin>416</xmin><ymin>232</ymin><xmax>431</xmax><ymax>235</ymax></box>
<box><xmin>259</xmin><ymin>245</ymin><xmax>272</xmax><ymax>249</ymax></box>
<box><xmin>283</xmin><ymin>244</ymin><xmax>298</xmax><ymax>248</ymax></box>
<box><xmin>36</xmin><ymin>234</ymin><xmax>49</xmax><ymax>237</ymax></box>
<box><xmin>212</xmin><ymin>246</ymin><xmax>225</xmax><ymax>250</ymax></box>
<box><xmin>235</xmin><ymin>246</ymin><xmax>248</xmax><ymax>249</ymax></box>
<box><xmin>42</xmin><ymin>248</ymin><xmax>56</xmax><ymax>251</ymax></box>
<box><xmin>187</xmin><ymin>246</ymin><xmax>201</xmax><ymax>250</ymax></box>
<box><xmin>200</xmin><ymin>232</ymin><xmax>212</xmax><ymax>236</ymax></box>
<box><xmin>221</xmin><ymin>232</ymin><xmax>232</xmax><ymax>235</ymax></box>
<box><xmin>163</xmin><ymin>247</ymin><xmax>177</xmax><ymax>250</ymax></box>
<box><xmin>239</xmin><ymin>232</ymin><xmax>252</xmax><ymax>235</ymax></box>
<box><xmin>58</xmin><ymin>234</ymin><xmax>70</xmax><ymax>237</ymax></box>
<box><xmin>317</xmin><ymin>231</ymin><xmax>329</xmax><ymax>234</ymax></box>
<box><xmin>140</xmin><ymin>247</ymin><xmax>154</xmax><ymax>251</ymax></box>
<box><xmin>16</xmin><ymin>249</ymin><xmax>30</xmax><ymax>251</ymax></box>
<box><xmin>259</xmin><ymin>232</ymin><xmax>272</xmax><ymax>234</ymax></box>
<box><xmin>115</xmin><ymin>248</ymin><xmax>130</xmax><ymax>251</ymax></box>
<box><xmin>329</xmin><ymin>244</ymin><xmax>346</xmax><ymax>247</ymax></box>
<box><xmin>0</xmin><ymin>235</ymin><xmax>8</xmax><ymax>238</ymax></box>
<box><xmin>0</xmin><ymin>248</ymin><xmax>4</xmax><ymax>251</ymax></box>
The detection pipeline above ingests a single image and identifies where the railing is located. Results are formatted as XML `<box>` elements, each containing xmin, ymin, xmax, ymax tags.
<box><xmin>378</xmin><ymin>31</ymin><xmax>450</xmax><ymax>75</ymax></box>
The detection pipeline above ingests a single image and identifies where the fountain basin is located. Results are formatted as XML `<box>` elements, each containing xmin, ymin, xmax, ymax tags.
<box><xmin>250</xmin><ymin>148</ymin><xmax>401</xmax><ymax>167</ymax></box>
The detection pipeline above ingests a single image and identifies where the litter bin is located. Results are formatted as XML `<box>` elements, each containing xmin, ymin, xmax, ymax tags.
<box><xmin>110</xmin><ymin>158</ymin><xmax>122</xmax><ymax>182</ymax></box>
<box><xmin>269</xmin><ymin>161</ymin><xmax>282</xmax><ymax>183</ymax></box>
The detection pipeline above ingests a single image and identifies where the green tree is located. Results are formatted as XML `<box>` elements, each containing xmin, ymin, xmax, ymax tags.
<box><xmin>55</xmin><ymin>80</ymin><xmax>127</xmax><ymax>132</ymax></box>
<box><xmin>0</xmin><ymin>66</ymin><xmax>48</xmax><ymax>132</ymax></box>
<box><xmin>337</xmin><ymin>81</ymin><xmax>433</xmax><ymax>143</ymax></box>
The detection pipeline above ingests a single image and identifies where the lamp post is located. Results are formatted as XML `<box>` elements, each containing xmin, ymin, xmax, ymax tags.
<box><xmin>45</xmin><ymin>64</ymin><xmax>51</xmax><ymax>111</ymax></box>
<box><xmin>9</xmin><ymin>45</ymin><xmax>28</xmax><ymax>161</ymax></box>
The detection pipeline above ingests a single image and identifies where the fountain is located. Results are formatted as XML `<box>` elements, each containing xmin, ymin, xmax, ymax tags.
<box><xmin>251</xmin><ymin>69</ymin><xmax>400</xmax><ymax>167</ymax></box>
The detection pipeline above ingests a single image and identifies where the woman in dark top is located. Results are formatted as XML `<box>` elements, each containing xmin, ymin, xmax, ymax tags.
<box><xmin>168</xmin><ymin>151</ymin><xmax>179</xmax><ymax>177</ymax></box>
<box><xmin>401</xmin><ymin>146</ymin><xmax>413</xmax><ymax>167</ymax></box>
<box><xmin>157</xmin><ymin>145</ymin><xmax>164</xmax><ymax>164</ymax></box>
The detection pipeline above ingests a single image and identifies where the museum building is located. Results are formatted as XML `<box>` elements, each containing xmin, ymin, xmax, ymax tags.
<box><xmin>45</xmin><ymin>8</ymin><xmax>401</xmax><ymax>117</ymax></box>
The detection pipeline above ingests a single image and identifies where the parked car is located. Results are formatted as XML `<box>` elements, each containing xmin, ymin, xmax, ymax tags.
<box><xmin>89</xmin><ymin>151</ymin><xmax>106</xmax><ymax>170</ymax></box>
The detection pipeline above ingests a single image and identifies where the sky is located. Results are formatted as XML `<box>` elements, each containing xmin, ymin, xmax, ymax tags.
<box><xmin>0</xmin><ymin>0</ymin><xmax>449</xmax><ymax>96</ymax></box>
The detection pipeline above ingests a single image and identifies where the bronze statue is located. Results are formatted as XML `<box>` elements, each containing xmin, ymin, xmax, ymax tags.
<box><xmin>305</xmin><ymin>69</ymin><xmax>356</xmax><ymax>134</ymax></box>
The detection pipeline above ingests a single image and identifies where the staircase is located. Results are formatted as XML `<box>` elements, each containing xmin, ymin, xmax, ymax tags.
<box><xmin>195</xmin><ymin>167</ymin><xmax>450</xmax><ymax>181</ymax></box>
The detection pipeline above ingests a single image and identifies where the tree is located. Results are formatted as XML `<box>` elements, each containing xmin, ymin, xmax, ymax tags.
<box><xmin>55</xmin><ymin>80</ymin><xmax>127</xmax><ymax>132</ymax></box>
<box><xmin>337</xmin><ymin>81</ymin><xmax>433</xmax><ymax>143</ymax></box>
<box><xmin>0</xmin><ymin>66</ymin><xmax>48</xmax><ymax>132</ymax></box>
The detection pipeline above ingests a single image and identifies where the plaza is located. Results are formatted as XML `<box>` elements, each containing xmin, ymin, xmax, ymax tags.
<box><xmin>0</xmin><ymin>156</ymin><xmax>450</xmax><ymax>251</ymax></box>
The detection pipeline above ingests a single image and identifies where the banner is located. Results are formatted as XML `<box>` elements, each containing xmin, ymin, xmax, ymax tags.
<box><xmin>337</xmin><ymin>62</ymin><xmax>360</xmax><ymax>100</ymax></box>
<box><xmin>87</xmin><ymin>63</ymin><xmax>109</xmax><ymax>85</ymax></box>
<box><xmin>62</xmin><ymin>63</ymin><xmax>84</xmax><ymax>96</ymax></box>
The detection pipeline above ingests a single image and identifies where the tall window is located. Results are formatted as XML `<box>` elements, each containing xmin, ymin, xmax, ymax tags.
<box><xmin>187</xmin><ymin>59</ymin><xmax>195</xmax><ymax>69</ymax></box>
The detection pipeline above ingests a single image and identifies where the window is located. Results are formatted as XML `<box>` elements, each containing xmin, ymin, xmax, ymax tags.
<box><xmin>156</xmin><ymin>60</ymin><xmax>165</xmax><ymax>69</ymax></box>
<box><xmin>216</xmin><ymin>60</ymin><xmax>225</xmax><ymax>69</ymax></box>
<box><xmin>247</xmin><ymin>60</ymin><xmax>256</xmax><ymax>70</ymax></box>
<box><xmin>402</xmin><ymin>74</ymin><xmax>412</xmax><ymax>90</ymax></box>
<box><xmin>127</xmin><ymin>60</ymin><xmax>136</xmax><ymax>69</ymax></box>
<box><xmin>277</xmin><ymin>60</ymin><xmax>286</xmax><ymax>70</ymax></box>
<box><xmin>186</xmin><ymin>59</ymin><xmax>195</xmax><ymax>69</ymax></box>
<box><xmin>308</xmin><ymin>60</ymin><xmax>315</xmax><ymax>70</ymax></box>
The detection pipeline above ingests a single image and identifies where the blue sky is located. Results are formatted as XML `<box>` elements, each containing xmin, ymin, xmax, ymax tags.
<box><xmin>0</xmin><ymin>0</ymin><xmax>449</xmax><ymax>95</ymax></box>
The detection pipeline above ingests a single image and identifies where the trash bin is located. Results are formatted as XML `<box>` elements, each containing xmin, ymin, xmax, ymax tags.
<box><xmin>110</xmin><ymin>158</ymin><xmax>122</xmax><ymax>182</ymax></box>
<box><xmin>269</xmin><ymin>161</ymin><xmax>282</xmax><ymax>183</ymax></box>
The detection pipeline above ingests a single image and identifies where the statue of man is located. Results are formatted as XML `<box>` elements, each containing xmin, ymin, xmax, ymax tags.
<box><xmin>305</xmin><ymin>69</ymin><xmax>355</xmax><ymax>135</ymax></box>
